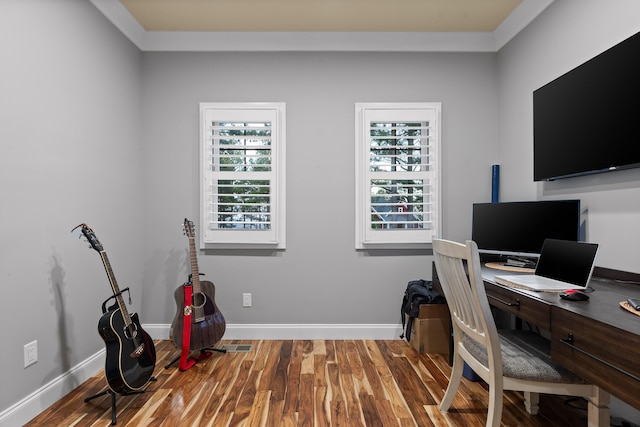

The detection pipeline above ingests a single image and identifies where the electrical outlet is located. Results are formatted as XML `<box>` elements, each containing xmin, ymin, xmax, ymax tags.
<box><xmin>24</xmin><ymin>340</ymin><xmax>38</xmax><ymax>368</ymax></box>
<box><xmin>242</xmin><ymin>293</ymin><xmax>252</xmax><ymax>307</ymax></box>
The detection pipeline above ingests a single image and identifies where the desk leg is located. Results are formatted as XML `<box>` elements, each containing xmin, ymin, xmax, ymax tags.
<box><xmin>587</xmin><ymin>387</ymin><xmax>610</xmax><ymax>427</ymax></box>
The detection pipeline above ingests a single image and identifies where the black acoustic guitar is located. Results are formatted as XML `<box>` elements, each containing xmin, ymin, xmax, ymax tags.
<box><xmin>170</xmin><ymin>218</ymin><xmax>226</xmax><ymax>350</ymax></box>
<box><xmin>75</xmin><ymin>224</ymin><xmax>156</xmax><ymax>394</ymax></box>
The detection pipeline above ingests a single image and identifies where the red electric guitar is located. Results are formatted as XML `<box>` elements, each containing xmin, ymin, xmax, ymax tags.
<box><xmin>170</xmin><ymin>219</ymin><xmax>226</xmax><ymax>351</ymax></box>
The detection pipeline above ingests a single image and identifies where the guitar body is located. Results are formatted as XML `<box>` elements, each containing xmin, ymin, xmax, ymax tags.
<box><xmin>170</xmin><ymin>280</ymin><xmax>226</xmax><ymax>350</ymax></box>
<box><xmin>98</xmin><ymin>309</ymin><xmax>157</xmax><ymax>393</ymax></box>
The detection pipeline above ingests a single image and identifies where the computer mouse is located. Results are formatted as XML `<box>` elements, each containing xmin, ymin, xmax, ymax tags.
<box><xmin>559</xmin><ymin>289</ymin><xmax>590</xmax><ymax>301</ymax></box>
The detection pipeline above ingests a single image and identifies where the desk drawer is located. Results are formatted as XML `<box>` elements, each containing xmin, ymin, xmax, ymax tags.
<box><xmin>551</xmin><ymin>307</ymin><xmax>640</xmax><ymax>409</ymax></box>
<box><xmin>484</xmin><ymin>282</ymin><xmax>550</xmax><ymax>330</ymax></box>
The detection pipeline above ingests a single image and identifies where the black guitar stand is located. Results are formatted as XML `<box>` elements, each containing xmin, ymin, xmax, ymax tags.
<box><xmin>100</xmin><ymin>287</ymin><xmax>131</xmax><ymax>314</ymax></box>
<box><xmin>83</xmin><ymin>379</ymin><xmax>157</xmax><ymax>426</ymax></box>
<box><xmin>83</xmin><ymin>294</ymin><xmax>157</xmax><ymax>425</ymax></box>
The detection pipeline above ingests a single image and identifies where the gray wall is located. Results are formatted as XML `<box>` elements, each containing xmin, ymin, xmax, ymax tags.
<box><xmin>497</xmin><ymin>0</ymin><xmax>640</xmax><ymax>273</ymax></box>
<box><xmin>139</xmin><ymin>51</ymin><xmax>498</xmax><ymax>326</ymax></box>
<box><xmin>0</xmin><ymin>0</ymin><xmax>142</xmax><ymax>416</ymax></box>
<box><xmin>497</xmin><ymin>1</ymin><xmax>640</xmax><ymax>421</ymax></box>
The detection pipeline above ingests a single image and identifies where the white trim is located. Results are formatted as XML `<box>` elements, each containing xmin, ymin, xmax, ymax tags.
<box><xmin>222</xmin><ymin>323</ymin><xmax>404</xmax><ymax>340</ymax></box>
<box><xmin>146</xmin><ymin>323</ymin><xmax>403</xmax><ymax>341</ymax></box>
<box><xmin>143</xmin><ymin>324</ymin><xmax>171</xmax><ymax>340</ymax></box>
<box><xmin>493</xmin><ymin>0</ymin><xmax>554</xmax><ymax>50</ymax></box>
<box><xmin>0</xmin><ymin>349</ymin><xmax>105</xmax><ymax>427</ymax></box>
<box><xmin>355</xmin><ymin>102</ymin><xmax>441</xmax><ymax>249</ymax></box>
<box><xmin>89</xmin><ymin>0</ymin><xmax>554</xmax><ymax>52</ymax></box>
<box><xmin>90</xmin><ymin>0</ymin><xmax>148</xmax><ymax>44</ymax></box>
<box><xmin>1</xmin><ymin>324</ymin><xmax>402</xmax><ymax>425</ymax></box>
<box><xmin>199</xmin><ymin>102</ymin><xmax>286</xmax><ymax>249</ymax></box>
<box><xmin>125</xmin><ymin>31</ymin><xmax>499</xmax><ymax>53</ymax></box>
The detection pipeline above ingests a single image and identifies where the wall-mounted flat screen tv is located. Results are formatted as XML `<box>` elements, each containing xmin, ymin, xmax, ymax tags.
<box><xmin>533</xmin><ymin>31</ymin><xmax>640</xmax><ymax>181</ymax></box>
<box><xmin>471</xmin><ymin>200</ymin><xmax>581</xmax><ymax>258</ymax></box>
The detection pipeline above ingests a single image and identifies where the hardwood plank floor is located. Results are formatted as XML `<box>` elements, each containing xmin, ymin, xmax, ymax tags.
<box><xmin>24</xmin><ymin>340</ymin><xmax>584</xmax><ymax>426</ymax></box>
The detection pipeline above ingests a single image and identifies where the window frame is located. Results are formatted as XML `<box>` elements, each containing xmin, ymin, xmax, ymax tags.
<box><xmin>199</xmin><ymin>102</ymin><xmax>286</xmax><ymax>249</ymax></box>
<box><xmin>355</xmin><ymin>102</ymin><xmax>441</xmax><ymax>249</ymax></box>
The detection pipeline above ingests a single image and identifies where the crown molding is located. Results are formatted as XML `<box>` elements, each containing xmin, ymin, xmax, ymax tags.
<box><xmin>90</xmin><ymin>0</ymin><xmax>553</xmax><ymax>52</ymax></box>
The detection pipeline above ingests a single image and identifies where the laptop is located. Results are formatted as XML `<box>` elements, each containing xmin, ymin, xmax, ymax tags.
<box><xmin>494</xmin><ymin>239</ymin><xmax>599</xmax><ymax>292</ymax></box>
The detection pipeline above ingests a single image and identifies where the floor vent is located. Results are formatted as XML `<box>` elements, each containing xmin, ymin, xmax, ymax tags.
<box><xmin>220</xmin><ymin>344</ymin><xmax>253</xmax><ymax>353</ymax></box>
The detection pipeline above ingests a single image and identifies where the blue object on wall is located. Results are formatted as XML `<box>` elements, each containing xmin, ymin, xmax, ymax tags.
<box><xmin>491</xmin><ymin>164</ymin><xmax>500</xmax><ymax>203</ymax></box>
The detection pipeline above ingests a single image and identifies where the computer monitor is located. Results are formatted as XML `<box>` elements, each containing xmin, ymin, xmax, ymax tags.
<box><xmin>471</xmin><ymin>200</ymin><xmax>581</xmax><ymax>259</ymax></box>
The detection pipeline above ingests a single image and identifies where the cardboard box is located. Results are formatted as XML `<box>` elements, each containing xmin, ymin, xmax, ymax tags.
<box><xmin>408</xmin><ymin>304</ymin><xmax>450</xmax><ymax>355</ymax></box>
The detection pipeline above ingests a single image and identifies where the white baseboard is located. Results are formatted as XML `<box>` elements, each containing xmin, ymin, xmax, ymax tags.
<box><xmin>0</xmin><ymin>349</ymin><xmax>105</xmax><ymax>427</ymax></box>
<box><xmin>0</xmin><ymin>323</ymin><xmax>402</xmax><ymax>426</ymax></box>
<box><xmin>144</xmin><ymin>323</ymin><xmax>404</xmax><ymax>341</ymax></box>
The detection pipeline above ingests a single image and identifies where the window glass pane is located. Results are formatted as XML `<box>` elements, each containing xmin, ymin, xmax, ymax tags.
<box><xmin>369</xmin><ymin>179</ymin><xmax>433</xmax><ymax>229</ymax></box>
<box><xmin>369</xmin><ymin>122</ymin><xmax>430</xmax><ymax>172</ymax></box>
<box><xmin>212</xmin><ymin>179</ymin><xmax>271</xmax><ymax>229</ymax></box>
<box><xmin>210</xmin><ymin>121</ymin><xmax>272</xmax><ymax>172</ymax></box>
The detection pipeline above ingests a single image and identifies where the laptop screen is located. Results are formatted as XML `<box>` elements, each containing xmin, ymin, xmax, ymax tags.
<box><xmin>535</xmin><ymin>239</ymin><xmax>599</xmax><ymax>286</ymax></box>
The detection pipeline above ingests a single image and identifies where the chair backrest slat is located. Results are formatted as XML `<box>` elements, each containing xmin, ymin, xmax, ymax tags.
<box><xmin>433</xmin><ymin>239</ymin><xmax>502</xmax><ymax>373</ymax></box>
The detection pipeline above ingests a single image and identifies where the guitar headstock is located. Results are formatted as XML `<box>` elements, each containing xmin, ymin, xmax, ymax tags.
<box><xmin>72</xmin><ymin>223</ymin><xmax>104</xmax><ymax>252</ymax></box>
<box><xmin>183</xmin><ymin>218</ymin><xmax>195</xmax><ymax>238</ymax></box>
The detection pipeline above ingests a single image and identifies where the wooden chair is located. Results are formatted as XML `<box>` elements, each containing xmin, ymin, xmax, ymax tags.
<box><xmin>432</xmin><ymin>238</ymin><xmax>610</xmax><ymax>427</ymax></box>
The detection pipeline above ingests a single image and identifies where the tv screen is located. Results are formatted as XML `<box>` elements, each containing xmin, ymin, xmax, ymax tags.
<box><xmin>471</xmin><ymin>200</ymin><xmax>581</xmax><ymax>258</ymax></box>
<box><xmin>533</xmin><ymin>31</ymin><xmax>640</xmax><ymax>181</ymax></box>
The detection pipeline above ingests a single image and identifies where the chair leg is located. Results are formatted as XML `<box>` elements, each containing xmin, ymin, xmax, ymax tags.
<box><xmin>586</xmin><ymin>388</ymin><xmax>610</xmax><ymax>427</ymax></box>
<box><xmin>486</xmin><ymin>379</ymin><xmax>503</xmax><ymax>427</ymax></box>
<box><xmin>523</xmin><ymin>391</ymin><xmax>540</xmax><ymax>414</ymax></box>
<box><xmin>440</xmin><ymin>354</ymin><xmax>464</xmax><ymax>412</ymax></box>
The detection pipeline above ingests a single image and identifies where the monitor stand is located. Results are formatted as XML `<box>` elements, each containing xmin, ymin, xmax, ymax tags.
<box><xmin>484</xmin><ymin>262</ymin><xmax>535</xmax><ymax>273</ymax></box>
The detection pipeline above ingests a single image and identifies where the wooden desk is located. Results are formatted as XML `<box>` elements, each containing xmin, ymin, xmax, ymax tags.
<box><xmin>433</xmin><ymin>264</ymin><xmax>640</xmax><ymax>410</ymax></box>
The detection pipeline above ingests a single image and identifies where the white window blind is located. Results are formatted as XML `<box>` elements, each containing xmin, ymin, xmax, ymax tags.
<box><xmin>355</xmin><ymin>103</ymin><xmax>441</xmax><ymax>248</ymax></box>
<box><xmin>200</xmin><ymin>103</ymin><xmax>286</xmax><ymax>248</ymax></box>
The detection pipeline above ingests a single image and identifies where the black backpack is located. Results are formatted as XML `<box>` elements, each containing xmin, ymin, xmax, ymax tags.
<box><xmin>400</xmin><ymin>279</ymin><xmax>445</xmax><ymax>341</ymax></box>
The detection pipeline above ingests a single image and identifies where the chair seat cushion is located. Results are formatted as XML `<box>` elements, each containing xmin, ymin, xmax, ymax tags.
<box><xmin>462</xmin><ymin>330</ymin><xmax>587</xmax><ymax>383</ymax></box>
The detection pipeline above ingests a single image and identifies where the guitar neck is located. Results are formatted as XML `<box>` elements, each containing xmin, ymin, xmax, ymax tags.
<box><xmin>100</xmin><ymin>251</ymin><xmax>133</xmax><ymax>326</ymax></box>
<box><xmin>188</xmin><ymin>236</ymin><xmax>201</xmax><ymax>293</ymax></box>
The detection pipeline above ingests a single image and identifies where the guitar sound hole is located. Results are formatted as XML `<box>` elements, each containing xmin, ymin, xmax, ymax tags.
<box><xmin>192</xmin><ymin>292</ymin><xmax>207</xmax><ymax>309</ymax></box>
<box><xmin>124</xmin><ymin>323</ymin><xmax>138</xmax><ymax>340</ymax></box>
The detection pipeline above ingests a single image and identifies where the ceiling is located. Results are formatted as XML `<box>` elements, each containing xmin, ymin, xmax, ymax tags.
<box><xmin>90</xmin><ymin>0</ymin><xmax>553</xmax><ymax>52</ymax></box>
<box><xmin>119</xmin><ymin>0</ymin><xmax>521</xmax><ymax>32</ymax></box>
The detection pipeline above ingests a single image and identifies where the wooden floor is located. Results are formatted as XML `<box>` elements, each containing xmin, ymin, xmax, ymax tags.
<box><xmin>25</xmin><ymin>339</ymin><xmax>586</xmax><ymax>426</ymax></box>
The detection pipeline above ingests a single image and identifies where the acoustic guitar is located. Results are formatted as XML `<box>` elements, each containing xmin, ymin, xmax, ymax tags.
<box><xmin>170</xmin><ymin>218</ymin><xmax>226</xmax><ymax>350</ymax></box>
<box><xmin>75</xmin><ymin>224</ymin><xmax>156</xmax><ymax>394</ymax></box>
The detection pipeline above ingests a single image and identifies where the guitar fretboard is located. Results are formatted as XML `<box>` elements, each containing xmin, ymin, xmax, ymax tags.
<box><xmin>188</xmin><ymin>236</ymin><xmax>206</xmax><ymax>322</ymax></box>
<box><xmin>188</xmin><ymin>237</ymin><xmax>201</xmax><ymax>293</ymax></box>
<box><xmin>100</xmin><ymin>251</ymin><xmax>133</xmax><ymax>327</ymax></box>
